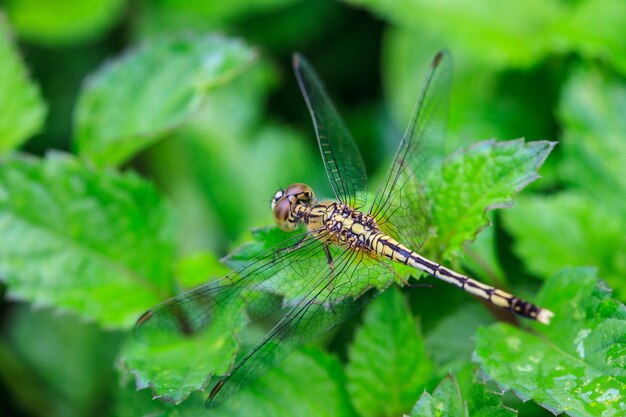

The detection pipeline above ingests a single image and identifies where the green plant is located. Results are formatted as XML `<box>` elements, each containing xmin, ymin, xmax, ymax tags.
<box><xmin>1</xmin><ymin>2</ymin><xmax>625</xmax><ymax>417</ymax></box>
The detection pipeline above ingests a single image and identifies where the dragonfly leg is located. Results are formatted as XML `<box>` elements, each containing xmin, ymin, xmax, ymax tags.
<box><xmin>324</xmin><ymin>244</ymin><xmax>334</xmax><ymax>269</ymax></box>
<box><xmin>378</xmin><ymin>261</ymin><xmax>431</xmax><ymax>288</ymax></box>
<box><xmin>274</xmin><ymin>233</ymin><xmax>311</xmax><ymax>257</ymax></box>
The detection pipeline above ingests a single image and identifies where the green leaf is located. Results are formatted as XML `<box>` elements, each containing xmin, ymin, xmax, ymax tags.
<box><xmin>350</xmin><ymin>0</ymin><xmax>626</xmax><ymax>72</ymax></box>
<box><xmin>121</xmin><ymin>244</ymin><xmax>243</xmax><ymax>404</ymax></box>
<box><xmin>212</xmin><ymin>347</ymin><xmax>356</xmax><ymax>417</ymax></box>
<box><xmin>145</xmin><ymin>66</ymin><xmax>294</xmax><ymax>252</ymax></box>
<box><xmin>558</xmin><ymin>65</ymin><xmax>626</xmax><ymax>209</ymax></box>
<box><xmin>502</xmin><ymin>193</ymin><xmax>626</xmax><ymax>299</ymax></box>
<box><xmin>454</xmin><ymin>365</ymin><xmax>517</xmax><ymax>417</ymax></box>
<box><xmin>74</xmin><ymin>33</ymin><xmax>258</xmax><ymax>167</ymax></box>
<box><xmin>462</xmin><ymin>216</ymin><xmax>507</xmax><ymax>286</ymax></box>
<box><xmin>153</xmin><ymin>0</ymin><xmax>301</xmax><ymax>21</ymax></box>
<box><xmin>4</xmin><ymin>0</ymin><xmax>125</xmax><ymax>46</ymax></box>
<box><xmin>346</xmin><ymin>0</ymin><xmax>561</xmax><ymax>67</ymax></box>
<box><xmin>111</xmin><ymin>379</ymin><xmax>171</xmax><ymax>417</ymax></box>
<box><xmin>122</xmin><ymin>313</ymin><xmax>242</xmax><ymax>404</ymax></box>
<box><xmin>431</xmin><ymin>139</ymin><xmax>555</xmax><ymax>259</ymax></box>
<box><xmin>426</xmin><ymin>304</ymin><xmax>493</xmax><ymax>370</ymax></box>
<box><xmin>346</xmin><ymin>287</ymin><xmax>432</xmax><ymax>417</ymax></box>
<box><xmin>559</xmin><ymin>0</ymin><xmax>626</xmax><ymax>77</ymax></box>
<box><xmin>474</xmin><ymin>267</ymin><xmax>626</xmax><ymax>416</ymax></box>
<box><xmin>0</xmin><ymin>15</ymin><xmax>46</xmax><ymax>154</ymax></box>
<box><xmin>0</xmin><ymin>153</ymin><xmax>177</xmax><ymax>328</ymax></box>
<box><xmin>411</xmin><ymin>366</ymin><xmax>517</xmax><ymax>417</ymax></box>
<box><xmin>411</xmin><ymin>374</ymin><xmax>465</xmax><ymax>417</ymax></box>
<box><xmin>117</xmin><ymin>348</ymin><xmax>355</xmax><ymax>417</ymax></box>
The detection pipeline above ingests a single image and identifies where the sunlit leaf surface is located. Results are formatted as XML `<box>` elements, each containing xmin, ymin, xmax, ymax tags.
<box><xmin>475</xmin><ymin>268</ymin><xmax>626</xmax><ymax>416</ymax></box>
<box><xmin>123</xmin><ymin>312</ymin><xmax>242</xmax><ymax>403</ymax></box>
<box><xmin>0</xmin><ymin>153</ymin><xmax>176</xmax><ymax>328</ymax></box>
<box><xmin>430</xmin><ymin>139</ymin><xmax>555</xmax><ymax>258</ymax></box>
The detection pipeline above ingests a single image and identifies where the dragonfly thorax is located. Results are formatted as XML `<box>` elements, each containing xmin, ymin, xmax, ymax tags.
<box><xmin>322</xmin><ymin>204</ymin><xmax>381</xmax><ymax>249</ymax></box>
<box><xmin>272</xmin><ymin>183</ymin><xmax>315</xmax><ymax>231</ymax></box>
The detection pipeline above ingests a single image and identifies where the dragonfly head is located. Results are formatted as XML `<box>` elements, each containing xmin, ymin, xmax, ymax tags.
<box><xmin>271</xmin><ymin>183</ymin><xmax>314</xmax><ymax>231</ymax></box>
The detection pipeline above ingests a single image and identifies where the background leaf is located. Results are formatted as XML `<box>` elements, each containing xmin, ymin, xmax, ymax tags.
<box><xmin>559</xmin><ymin>0</ymin><xmax>626</xmax><ymax>77</ymax></box>
<box><xmin>1</xmin><ymin>306</ymin><xmax>121</xmax><ymax>417</ymax></box>
<box><xmin>558</xmin><ymin>65</ymin><xmax>626</xmax><ymax>209</ymax></box>
<box><xmin>4</xmin><ymin>0</ymin><xmax>126</xmax><ymax>46</ymax></box>
<box><xmin>141</xmin><ymin>55</ymin><xmax>310</xmax><ymax>253</ymax></box>
<box><xmin>74</xmin><ymin>33</ymin><xmax>258</xmax><ymax>167</ymax></box>
<box><xmin>149</xmin><ymin>0</ymin><xmax>302</xmax><ymax>22</ymax></box>
<box><xmin>474</xmin><ymin>267</ymin><xmax>626</xmax><ymax>416</ymax></box>
<box><xmin>0</xmin><ymin>15</ymin><xmax>46</xmax><ymax>154</ymax></box>
<box><xmin>426</xmin><ymin>304</ymin><xmax>494</xmax><ymax>371</ymax></box>
<box><xmin>346</xmin><ymin>0</ymin><xmax>626</xmax><ymax>73</ymax></box>
<box><xmin>0</xmin><ymin>153</ymin><xmax>176</xmax><ymax>328</ymax></box>
<box><xmin>381</xmin><ymin>27</ymin><xmax>559</xmax><ymax>155</ymax></box>
<box><xmin>502</xmin><ymin>193</ymin><xmax>626</xmax><ymax>298</ymax></box>
<box><xmin>345</xmin><ymin>0</ymin><xmax>560</xmax><ymax>67</ymax></box>
<box><xmin>346</xmin><ymin>287</ymin><xmax>432</xmax><ymax>417</ymax></box>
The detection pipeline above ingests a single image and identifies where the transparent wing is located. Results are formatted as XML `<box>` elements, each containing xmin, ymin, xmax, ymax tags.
<box><xmin>134</xmin><ymin>228</ymin><xmax>394</xmax><ymax>407</ymax></box>
<box><xmin>369</xmin><ymin>50</ymin><xmax>452</xmax><ymax>250</ymax></box>
<box><xmin>293</xmin><ymin>54</ymin><xmax>368</xmax><ymax>209</ymax></box>
<box><xmin>134</xmin><ymin>228</ymin><xmax>332</xmax><ymax>346</ymax></box>
<box><xmin>207</xmin><ymin>249</ymin><xmax>395</xmax><ymax>407</ymax></box>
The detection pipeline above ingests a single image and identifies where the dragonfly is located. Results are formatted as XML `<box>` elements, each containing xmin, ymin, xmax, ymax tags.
<box><xmin>135</xmin><ymin>50</ymin><xmax>553</xmax><ymax>408</ymax></box>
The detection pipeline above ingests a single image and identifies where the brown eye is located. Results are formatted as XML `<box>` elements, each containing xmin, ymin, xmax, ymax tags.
<box><xmin>272</xmin><ymin>197</ymin><xmax>293</xmax><ymax>231</ymax></box>
<box><xmin>284</xmin><ymin>183</ymin><xmax>314</xmax><ymax>204</ymax></box>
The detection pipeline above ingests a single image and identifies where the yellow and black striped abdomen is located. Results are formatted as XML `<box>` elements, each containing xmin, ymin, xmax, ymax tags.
<box><xmin>367</xmin><ymin>232</ymin><xmax>553</xmax><ymax>324</ymax></box>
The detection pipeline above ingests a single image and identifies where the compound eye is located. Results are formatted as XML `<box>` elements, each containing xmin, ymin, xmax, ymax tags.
<box><xmin>285</xmin><ymin>183</ymin><xmax>313</xmax><ymax>203</ymax></box>
<box><xmin>271</xmin><ymin>189</ymin><xmax>285</xmax><ymax>209</ymax></box>
<box><xmin>272</xmin><ymin>197</ymin><xmax>293</xmax><ymax>230</ymax></box>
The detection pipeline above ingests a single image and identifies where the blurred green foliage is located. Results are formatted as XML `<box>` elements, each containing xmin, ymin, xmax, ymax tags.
<box><xmin>1</xmin><ymin>1</ymin><xmax>625</xmax><ymax>417</ymax></box>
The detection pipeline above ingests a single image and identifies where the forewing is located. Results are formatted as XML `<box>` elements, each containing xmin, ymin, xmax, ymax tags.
<box><xmin>293</xmin><ymin>54</ymin><xmax>368</xmax><ymax>209</ymax></box>
<box><xmin>207</xmin><ymin>249</ymin><xmax>396</xmax><ymax>408</ymax></box>
<box><xmin>369</xmin><ymin>50</ymin><xmax>451</xmax><ymax>250</ymax></box>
